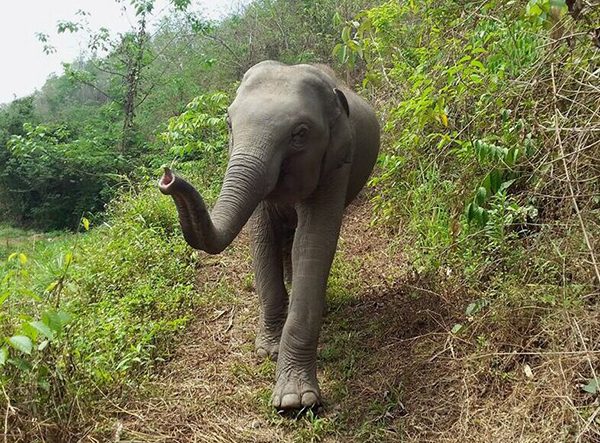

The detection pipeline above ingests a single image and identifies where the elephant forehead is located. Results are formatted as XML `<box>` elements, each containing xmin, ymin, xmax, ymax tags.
<box><xmin>238</xmin><ymin>68</ymin><xmax>332</xmax><ymax>100</ymax></box>
<box><xmin>230</xmin><ymin>92</ymin><xmax>319</xmax><ymax>122</ymax></box>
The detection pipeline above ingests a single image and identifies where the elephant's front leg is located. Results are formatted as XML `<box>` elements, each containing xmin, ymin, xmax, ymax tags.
<box><xmin>251</xmin><ymin>203</ymin><xmax>288</xmax><ymax>360</ymax></box>
<box><xmin>271</xmin><ymin>165</ymin><xmax>350</xmax><ymax>410</ymax></box>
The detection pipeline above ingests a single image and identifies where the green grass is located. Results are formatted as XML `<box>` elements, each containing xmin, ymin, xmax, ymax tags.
<box><xmin>1</xmin><ymin>166</ymin><xmax>226</xmax><ymax>439</ymax></box>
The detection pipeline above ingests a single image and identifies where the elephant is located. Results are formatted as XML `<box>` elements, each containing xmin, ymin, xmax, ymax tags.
<box><xmin>159</xmin><ymin>60</ymin><xmax>380</xmax><ymax>410</ymax></box>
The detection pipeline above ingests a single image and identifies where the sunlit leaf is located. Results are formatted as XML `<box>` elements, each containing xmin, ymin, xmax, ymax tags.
<box><xmin>64</xmin><ymin>252</ymin><xmax>73</xmax><ymax>267</ymax></box>
<box><xmin>582</xmin><ymin>379</ymin><xmax>599</xmax><ymax>394</ymax></box>
<box><xmin>7</xmin><ymin>336</ymin><xmax>33</xmax><ymax>355</ymax></box>
<box><xmin>30</xmin><ymin>321</ymin><xmax>55</xmax><ymax>340</ymax></box>
<box><xmin>451</xmin><ymin>324</ymin><xmax>463</xmax><ymax>334</ymax></box>
<box><xmin>42</xmin><ymin>310</ymin><xmax>72</xmax><ymax>333</ymax></box>
<box><xmin>440</xmin><ymin>113</ymin><xmax>448</xmax><ymax>127</ymax></box>
<box><xmin>0</xmin><ymin>347</ymin><xmax>8</xmax><ymax>366</ymax></box>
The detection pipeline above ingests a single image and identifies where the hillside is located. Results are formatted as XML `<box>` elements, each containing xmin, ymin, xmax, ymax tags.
<box><xmin>1</xmin><ymin>1</ymin><xmax>599</xmax><ymax>442</ymax></box>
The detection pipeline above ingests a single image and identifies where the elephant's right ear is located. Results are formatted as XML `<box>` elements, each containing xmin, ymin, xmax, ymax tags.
<box><xmin>334</xmin><ymin>88</ymin><xmax>350</xmax><ymax>117</ymax></box>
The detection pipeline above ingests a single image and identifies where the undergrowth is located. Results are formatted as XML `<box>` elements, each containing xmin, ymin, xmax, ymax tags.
<box><xmin>2</xmin><ymin>0</ymin><xmax>599</xmax><ymax>441</ymax></box>
<box><xmin>336</xmin><ymin>0</ymin><xmax>599</xmax><ymax>440</ymax></box>
<box><xmin>1</xmin><ymin>148</ymin><xmax>227</xmax><ymax>439</ymax></box>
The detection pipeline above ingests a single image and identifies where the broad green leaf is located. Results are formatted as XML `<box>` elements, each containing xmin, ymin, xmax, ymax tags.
<box><xmin>470</xmin><ymin>60</ymin><xmax>485</xmax><ymax>71</ymax></box>
<box><xmin>7</xmin><ymin>335</ymin><xmax>33</xmax><ymax>354</ymax></box>
<box><xmin>20</xmin><ymin>322</ymin><xmax>39</xmax><ymax>341</ymax></box>
<box><xmin>451</xmin><ymin>324</ymin><xmax>463</xmax><ymax>334</ymax></box>
<box><xmin>440</xmin><ymin>112</ymin><xmax>448</xmax><ymax>127</ymax></box>
<box><xmin>466</xmin><ymin>203</ymin><xmax>475</xmax><ymax>222</ymax></box>
<box><xmin>64</xmin><ymin>251</ymin><xmax>73</xmax><ymax>266</ymax></box>
<box><xmin>341</xmin><ymin>26</ymin><xmax>350</xmax><ymax>43</ymax></box>
<box><xmin>476</xmin><ymin>187</ymin><xmax>487</xmax><ymax>205</ymax></box>
<box><xmin>30</xmin><ymin>321</ymin><xmax>55</xmax><ymax>340</ymax></box>
<box><xmin>42</xmin><ymin>310</ymin><xmax>72</xmax><ymax>333</ymax></box>
<box><xmin>466</xmin><ymin>299</ymin><xmax>488</xmax><ymax>316</ymax></box>
<box><xmin>8</xmin><ymin>357</ymin><xmax>31</xmax><ymax>371</ymax></box>
<box><xmin>481</xmin><ymin>208</ymin><xmax>489</xmax><ymax>226</ymax></box>
<box><xmin>82</xmin><ymin>217</ymin><xmax>90</xmax><ymax>231</ymax></box>
<box><xmin>582</xmin><ymin>379</ymin><xmax>599</xmax><ymax>394</ymax></box>
<box><xmin>466</xmin><ymin>302</ymin><xmax>478</xmax><ymax>316</ymax></box>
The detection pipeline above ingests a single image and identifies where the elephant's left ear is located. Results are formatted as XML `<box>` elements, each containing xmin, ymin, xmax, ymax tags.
<box><xmin>334</xmin><ymin>88</ymin><xmax>350</xmax><ymax>117</ymax></box>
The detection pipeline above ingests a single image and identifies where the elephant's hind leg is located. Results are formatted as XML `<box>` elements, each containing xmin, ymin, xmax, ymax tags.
<box><xmin>251</xmin><ymin>203</ymin><xmax>289</xmax><ymax>361</ymax></box>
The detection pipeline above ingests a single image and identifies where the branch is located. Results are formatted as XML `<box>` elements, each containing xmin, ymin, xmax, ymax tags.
<box><xmin>201</xmin><ymin>32</ymin><xmax>245</xmax><ymax>70</ymax></box>
<box><xmin>551</xmin><ymin>63</ymin><xmax>600</xmax><ymax>286</ymax></box>
<box><xmin>89</xmin><ymin>60</ymin><xmax>127</xmax><ymax>79</ymax></box>
<box><xmin>77</xmin><ymin>78</ymin><xmax>117</xmax><ymax>102</ymax></box>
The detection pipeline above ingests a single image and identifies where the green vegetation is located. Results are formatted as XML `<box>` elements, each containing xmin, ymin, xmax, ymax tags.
<box><xmin>1</xmin><ymin>0</ymin><xmax>598</xmax><ymax>441</ymax></box>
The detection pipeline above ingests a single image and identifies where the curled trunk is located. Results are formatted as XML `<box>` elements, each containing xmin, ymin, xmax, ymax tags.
<box><xmin>159</xmin><ymin>152</ymin><xmax>267</xmax><ymax>254</ymax></box>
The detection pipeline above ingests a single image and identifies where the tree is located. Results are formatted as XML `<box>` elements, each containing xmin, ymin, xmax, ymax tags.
<box><xmin>41</xmin><ymin>0</ymin><xmax>194</xmax><ymax>153</ymax></box>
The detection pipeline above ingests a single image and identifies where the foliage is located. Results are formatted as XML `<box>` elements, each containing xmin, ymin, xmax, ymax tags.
<box><xmin>0</xmin><ymin>96</ymin><xmax>37</xmax><ymax>148</ymax></box>
<box><xmin>334</xmin><ymin>3</ymin><xmax>599</xmax><ymax>439</ymax></box>
<box><xmin>0</xmin><ymin>223</ymin><xmax>81</xmax><ymax>430</ymax></box>
<box><xmin>0</xmin><ymin>180</ymin><xmax>201</xmax><ymax>438</ymax></box>
<box><xmin>339</xmin><ymin>0</ymin><xmax>597</xmax><ymax>278</ymax></box>
<box><xmin>0</xmin><ymin>84</ymin><xmax>231</xmax><ymax>437</ymax></box>
<box><xmin>158</xmin><ymin>91</ymin><xmax>229</xmax><ymax>161</ymax></box>
<box><xmin>1</xmin><ymin>0</ymin><xmax>599</xmax><ymax>440</ymax></box>
<box><xmin>0</xmin><ymin>122</ymin><xmax>123</xmax><ymax>229</ymax></box>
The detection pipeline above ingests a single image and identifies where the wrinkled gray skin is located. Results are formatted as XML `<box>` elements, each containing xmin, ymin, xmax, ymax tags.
<box><xmin>159</xmin><ymin>61</ymin><xmax>380</xmax><ymax>410</ymax></box>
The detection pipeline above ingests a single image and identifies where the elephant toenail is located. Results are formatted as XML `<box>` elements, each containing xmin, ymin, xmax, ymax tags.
<box><xmin>280</xmin><ymin>393</ymin><xmax>301</xmax><ymax>409</ymax></box>
<box><xmin>271</xmin><ymin>395</ymin><xmax>281</xmax><ymax>408</ymax></box>
<box><xmin>256</xmin><ymin>348</ymin><xmax>268</xmax><ymax>359</ymax></box>
<box><xmin>301</xmin><ymin>392</ymin><xmax>319</xmax><ymax>407</ymax></box>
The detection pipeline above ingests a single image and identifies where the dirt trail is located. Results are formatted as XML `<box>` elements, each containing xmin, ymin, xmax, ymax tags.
<box><xmin>115</xmin><ymin>198</ymin><xmax>466</xmax><ymax>442</ymax></box>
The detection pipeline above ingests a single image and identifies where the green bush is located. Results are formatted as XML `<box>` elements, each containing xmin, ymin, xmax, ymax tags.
<box><xmin>0</xmin><ymin>122</ymin><xmax>123</xmax><ymax>230</ymax></box>
<box><xmin>0</xmin><ymin>183</ymin><xmax>200</xmax><ymax>435</ymax></box>
<box><xmin>1</xmin><ymin>87</ymin><xmax>231</xmax><ymax>436</ymax></box>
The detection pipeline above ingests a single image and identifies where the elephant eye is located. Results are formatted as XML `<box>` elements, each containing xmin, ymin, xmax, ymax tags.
<box><xmin>291</xmin><ymin>124</ymin><xmax>309</xmax><ymax>148</ymax></box>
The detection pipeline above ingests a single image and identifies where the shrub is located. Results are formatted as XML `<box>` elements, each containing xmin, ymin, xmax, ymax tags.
<box><xmin>0</xmin><ymin>122</ymin><xmax>123</xmax><ymax>230</ymax></box>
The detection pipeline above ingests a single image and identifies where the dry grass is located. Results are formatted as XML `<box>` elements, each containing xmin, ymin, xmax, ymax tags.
<box><xmin>79</xmin><ymin>194</ymin><xmax>598</xmax><ymax>442</ymax></box>
<box><xmin>62</xmin><ymin>11</ymin><xmax>600</xmax><ymax>442</ymax></box>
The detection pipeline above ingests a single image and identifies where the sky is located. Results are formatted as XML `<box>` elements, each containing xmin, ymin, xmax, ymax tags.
<box><xmin>0</xmin><ymin>0</ymin><xmax>247</xmax><ymax>105</ymax></box>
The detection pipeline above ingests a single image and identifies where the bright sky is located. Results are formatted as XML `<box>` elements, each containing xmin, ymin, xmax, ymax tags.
<box><xmin>0</xmin><ymin>0</ymin><xmax>247</xmax><ymax>105</ymax></box>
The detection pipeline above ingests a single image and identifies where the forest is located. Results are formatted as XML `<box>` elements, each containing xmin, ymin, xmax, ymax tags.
<box><xmin>0</xmin><ymin>0</ymin><xmax>599</xmax><ymax>441</ymax></box>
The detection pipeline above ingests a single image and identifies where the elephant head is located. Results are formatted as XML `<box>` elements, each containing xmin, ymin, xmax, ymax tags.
<box><xmin>159</xmin><ymin>61</ymin><xmax>351</xmax><ymax>254</ymax></box>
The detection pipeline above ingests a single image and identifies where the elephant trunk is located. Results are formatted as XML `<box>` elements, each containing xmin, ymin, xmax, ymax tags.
<box><xmin>158</xmin><ymin>152</ymin><xmax>268</xmax><ymax>254</ymax></box>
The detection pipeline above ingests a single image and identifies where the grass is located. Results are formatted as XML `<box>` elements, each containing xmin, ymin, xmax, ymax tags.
<box><xmin>1</xmin><ymin>170</ymin><xmax>224</xmax><ymax>441</ymax></box>
<box><xmin>76</xmin><ymin>191</ymin><xmax>596</xmax><ymax>443</ymax></box>
<box><xmin>3</xmin><ymin>2</ymin><xmax>599</xmax><ymax>441</ymax></box>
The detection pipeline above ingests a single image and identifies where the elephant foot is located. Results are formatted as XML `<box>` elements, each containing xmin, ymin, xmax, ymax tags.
<box><xmin>255</xmin><ymin>333</ymin><xmax>280</xmax><ymax>361</ymax></box>
<box><xmin>271</xmin><ymin>368</ymin><xmax>321</xmax><ymax>410</ymax></box>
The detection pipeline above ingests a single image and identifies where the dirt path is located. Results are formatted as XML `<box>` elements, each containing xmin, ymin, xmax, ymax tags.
<box><xmin>113</xmin><ymin>199</ymin><xmax>470</xmax><ymax>442</ymax></box>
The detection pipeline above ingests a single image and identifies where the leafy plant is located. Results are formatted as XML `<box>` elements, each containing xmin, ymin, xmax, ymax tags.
<box><xmin>0</xmin><ymin>123</ymin><xmax>123</xmax><ymax>229</ymax></box>
<box><xmin>159</xmin><ymin>91</ymin><xmax>229</xmax><ymax>161</ymax></box>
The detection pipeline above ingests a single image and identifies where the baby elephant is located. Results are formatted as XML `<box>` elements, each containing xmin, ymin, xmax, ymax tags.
<box><xmin>159</xmin><ymin>61</ymin><xmax>380</xmax><ymax>410</ymax></box>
